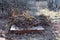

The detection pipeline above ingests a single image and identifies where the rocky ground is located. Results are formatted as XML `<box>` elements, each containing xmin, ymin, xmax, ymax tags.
<box><xmin>52</xmin><ymin>22</ymin><xmax>60</xmax><ymax>40</ymax></box>
<box><xmin>0</xmin><ymin>19</ymin><xmax>58</xmax><ymax>40</ymax></box>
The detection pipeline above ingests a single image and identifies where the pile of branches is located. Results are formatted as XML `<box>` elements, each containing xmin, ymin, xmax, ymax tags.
<box><xmin>7</xmin><ymin>8</ymin><xmax>51</xmax><ymax>31</ymax></box>
<box><xmin>7</xmin><ymin>9</ymin><xmax>40</xmax><ymax>30</ymax></box>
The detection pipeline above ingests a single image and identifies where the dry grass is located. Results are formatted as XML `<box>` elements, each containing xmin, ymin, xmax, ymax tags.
<box><xmin>36</xmin><ymin>9</ymin><xmax>60</xmax><ymax>18</ymax></box>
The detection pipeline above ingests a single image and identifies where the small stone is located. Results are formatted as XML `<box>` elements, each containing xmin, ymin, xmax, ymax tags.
<box><xmin>0</xmin><ymin>37</ymin><xmax>6</xmax><ymax>40</ymax></box>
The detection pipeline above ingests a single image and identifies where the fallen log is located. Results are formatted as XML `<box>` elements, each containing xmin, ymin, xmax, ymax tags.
<box><xmin>10</xmin><ymin>26</ymin><xmax>45</xmax><ymax>34</ymax></box>
<box><xmin>10</xmin><ymin>30</ymin><xmax>45</xmax><ymax>34</ymax></box>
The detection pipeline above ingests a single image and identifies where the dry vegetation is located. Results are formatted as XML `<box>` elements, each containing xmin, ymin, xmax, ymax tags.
<box><xmin>7</xmin><ymin>8</ymin><xmax>41</xmax><ymax>32</ymax></box>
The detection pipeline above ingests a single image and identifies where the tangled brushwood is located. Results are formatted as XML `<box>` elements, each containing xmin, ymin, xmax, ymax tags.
<box><xmin>6</xmin><ymin>8</ymin><xmax>51</xmax><ymax>32</ymax></box>
<box><xmin>7</xmin><ymin>8</ymin><xmax>41</xmax><ymax>30</ymax></box>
